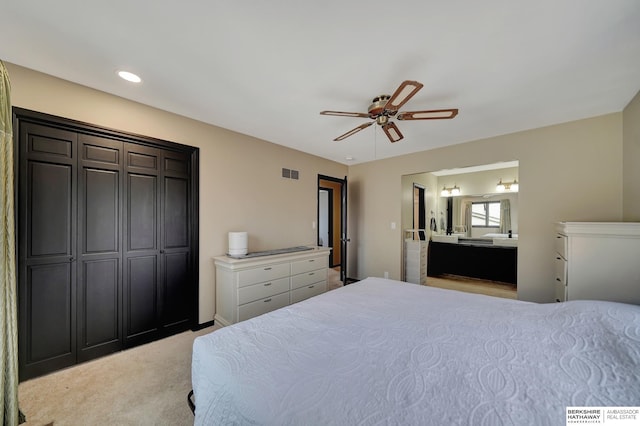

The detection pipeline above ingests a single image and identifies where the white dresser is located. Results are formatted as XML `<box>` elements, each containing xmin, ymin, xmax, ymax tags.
<box><xmin>404</xmin><ymin>230</ymin><xmax>427</xmax><ymax>285</ymax></box>
<box><xmin>554</xmin><ymin>222</ymin><xmax>640</xmax><ymax>304</ymax></box>
<box><xmin>214</xmin><ymin>247</ymin><xmax>330</xmax><ymax>326</ymax></box>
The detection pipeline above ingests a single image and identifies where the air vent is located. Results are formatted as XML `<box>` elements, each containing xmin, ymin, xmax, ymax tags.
<box><xmin>282</xmin><ymin>168</ymin><xmax>299</xmax><ymax>180</ymax></box>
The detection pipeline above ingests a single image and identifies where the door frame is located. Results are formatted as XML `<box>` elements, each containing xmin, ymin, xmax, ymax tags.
<box><xmin>317</xmin><ymin>174</ymin><xmax>349</xmax><ymax>285</ymax></box>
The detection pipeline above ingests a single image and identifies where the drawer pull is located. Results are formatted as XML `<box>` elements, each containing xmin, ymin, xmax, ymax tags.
<box><xmin>556</xmin><ymin>257</ymin><xmax>562</xmax><ymax>260</ymax></box>
<box><xmin>309</xmin><ymin>259</ymin><xmax>315</xmax><ymax>262</ymax></box>
<box><xmin>308</xmin><ymin>272</ymin><xmax>315</xmax><ymax>276</ymax></box>
<box><xmin>264</xmin><ymin>298</ymin><xmax>272</xmax><ymax>303</ymax></box>
<box><xmin>264</xmin><ymin>282</ymin><xmax>272</xmax><ymax>286</ymax></box>
<box><xmin>264</xmin><ymin>267</ymin><xmax>272</xmax><ymax>271</ymax></box>
<box><xmin>556</xmin><ymin>278</ymin><xmax>561</xmax><ymax>282</ymax></box>
<box><xmin>308</xmin><ymin>285</ymin><xmax>314</xmax><ymax>289</ymax></box>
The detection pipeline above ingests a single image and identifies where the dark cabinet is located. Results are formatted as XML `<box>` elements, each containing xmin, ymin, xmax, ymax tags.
<box><xmin>427</xmin><ymin>241</ymin><xmax>517</xmax><ymax>285</ymax></box>
<box><xmin>15</xmin><ymin>109</ymin><xmax>198</xmax><ymax>380</ymax></box>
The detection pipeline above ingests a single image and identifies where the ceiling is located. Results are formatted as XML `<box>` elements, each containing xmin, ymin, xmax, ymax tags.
<box><xmin>2</xmin><ymin>1</ymin><xmax>640</xmax><ymax>165</ymax></box>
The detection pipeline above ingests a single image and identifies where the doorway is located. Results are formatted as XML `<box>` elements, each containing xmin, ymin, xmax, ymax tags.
<box><xmin>317</xmin><ymin>175</ymin><xmax>349</xmax><ymax>285</ymax></box>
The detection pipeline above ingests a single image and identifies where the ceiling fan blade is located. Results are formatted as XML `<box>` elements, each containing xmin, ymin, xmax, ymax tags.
<box><xmin>384</xmin><ymin>80</ymin><xmax>424</xmax><ymax>114</ymax></box>
<box><xmin>382</xmin><ymin>122</ymin><xmax>403</xmax><ymax>143</ymax></box>
<box><xmin>334</xmin><ymin>122</ymin><xmax>374</xmax><ymax>141</ymax></box>
<box><xmin>320</xmin><ymin>110</ymin><xmax>370</xmax><ymax>118</ymax></box>
<box><xmin>397</xmin><ymin>108</ymin><xmax>459</xmax><ymax>120</ymax></box>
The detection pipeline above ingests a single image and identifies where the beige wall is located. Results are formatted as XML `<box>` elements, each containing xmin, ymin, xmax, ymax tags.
<box><xmin>7</xmin><ymin>62</ymin><xmax>638</xmax><ymax>312</ymax></box>
<box><xmin>623</xmin><ymin>90</ymin><xmax>640</xmax><ymax>220</ymax></box>
<box><xmin>6</xmin><ymin>63</ymin><xmax>348</xmax><ymax>324</ymax></box>
<box><xmin>349</xmin><ymin>114</ymin><xmax>624</xmax><ymax>303</ymax></box>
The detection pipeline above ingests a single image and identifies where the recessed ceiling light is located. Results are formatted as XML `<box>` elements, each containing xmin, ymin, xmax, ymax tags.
<box><xmin>117</xmin><ymin>70</ymin><xmax>142</xmax><ymax>83</ymax></box>
<box><xmin>345</xmin><ymin>156</ymin><xmax>354</xmax><ymax>161</ymax></box>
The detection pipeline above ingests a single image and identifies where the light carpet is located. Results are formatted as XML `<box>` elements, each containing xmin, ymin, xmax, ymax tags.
<box><xmin>18</xmin><ymin>325</ymin><xmax>219</xmax><ymax>426</ymax></box>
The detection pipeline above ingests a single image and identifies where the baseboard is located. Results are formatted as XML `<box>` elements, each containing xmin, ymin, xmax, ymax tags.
<box><xmin>192</xmin><ymin>320</ymin><xmax>215</xmax><ymax>331</ymax></box>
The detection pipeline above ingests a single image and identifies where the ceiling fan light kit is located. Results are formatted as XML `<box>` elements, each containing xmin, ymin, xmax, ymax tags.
<box><xmin>321</xmin><ymin>80</ymin><xmax>458</xmax><ymax>143</ymax></box>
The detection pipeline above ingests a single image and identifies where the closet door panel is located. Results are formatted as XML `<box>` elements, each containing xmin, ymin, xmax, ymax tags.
<box><xmin>126</xmin><ymin>256</ymin><xmax>158</xmax><ymax>337</ymax></box>
<box><xmin>28</xmin><ymin>162</ymin><xmax>73</xmax><ymax>257</ymax></box>
<box><xmin>26</xmin><ymin>263</ymin><xmax>74</xmax><ymax>363</ymax></box>
<box><xmin>18</xmin><ymin>122</ymin><xmax>77</xmax><ymax>380</ymax></box>
<box><xmin>82</xmin><ymin>259</ymin><xmax>119</xmax><ymax>345</ymax></box>
<box><xmin>77</xmin><ymin>135</ymin><xmax>123</xmax><ymax>362</ymax></box>
<box><xmin>128</xmin><ymin>174</ymin><xmax>158</xmax><ymax>251</ymax></box>
<box><xmin>164</xmin><ymin>176</ymin><xmax>189</xmax><ymax>248</ymax></box>
<box><xmin>160</xmin><ymin>151</ymin><xmax>192</xmax><ymax>332</ymax></box>
<box><xmin>124</xmin><ymin>144</ymin><xmax>162</xmax><ymax>346</ymax></box>
<box><xmin>161</xmin><ymin>252</ymin><xmax>191</xmax><ymax>328</ymax></box>
<box><xmin>84</xmin><ymin>169</ymin><xmax>119</xmax><ymax>252</ymax></box>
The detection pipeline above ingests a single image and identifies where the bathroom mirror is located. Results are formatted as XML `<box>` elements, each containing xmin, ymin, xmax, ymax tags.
<box><xmin>401</xmin><ymin>161</ymin><xmax>519</xmax><ymax>292</ymax></box>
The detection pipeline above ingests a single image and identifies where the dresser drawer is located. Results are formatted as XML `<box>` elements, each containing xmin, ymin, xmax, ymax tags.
<box><xmin>554</xmin><ymin>254</ymin><xmax>567</xmax><ymax>286</ymax></box>
<box><xmin>291</xmin><ymin>268</ymin><xmax>327</xmax><ymax>290</ymax></box>
<box><xmin>238</xmin><ymin>291</ymin><xmax>290</xmax><ymax>322</ymax></box>
<box><xmin>404</xmin><ymin>250</ymin><xmax>426</xmax><ymax>263</ymax></box>
<box><xmin>291</xmin><ymin>282</ymin><xmax>326</xmax><ymax>304</ymax></box>
<box><xmin>237</xmin><ymin>263</ymin><xmax>290</xmax><ymax>287</ymax></box>
<box><xmin>238</xmin><ymin>277</ymin><xmax>290</xmax><ymax>305</ymax></box>
<box><xmin>291</xmin><ymin>256</ymin><xmax>328</xmax><ymax>275</ymax></box>
<box><xmin>554</xmin><ymin>280</ymin><xmax>566</xmax><ymax>302</ymax></box>
<box><xmin>555</xmin><ymin>234</ymin><xmax>567</xmax><ymax>259</ymax></box>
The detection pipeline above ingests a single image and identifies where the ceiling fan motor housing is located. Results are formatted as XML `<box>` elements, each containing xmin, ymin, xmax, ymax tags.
<box><xmin>368</xmin><ymin>95</ymin><xmax>392</xmax><ymax>118</ymax></box>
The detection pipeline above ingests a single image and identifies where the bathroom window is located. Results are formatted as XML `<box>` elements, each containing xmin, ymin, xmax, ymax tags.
<box><xmin>471</xmin><ymin>202</ymin><xmax>500</xmax><ymax>227</ymax></box>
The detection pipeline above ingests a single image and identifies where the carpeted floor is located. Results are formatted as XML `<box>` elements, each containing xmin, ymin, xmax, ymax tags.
<box><xmin>18</xmin><ymin>325</ymin><xmax>219</xmax><ymax>426</ymax></box>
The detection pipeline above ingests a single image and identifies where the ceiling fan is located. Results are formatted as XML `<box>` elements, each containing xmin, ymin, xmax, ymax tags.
<box><xmin>320</xmin><ymin>80</ymin><xmax>458</xmax><ymax>143</ymax></box>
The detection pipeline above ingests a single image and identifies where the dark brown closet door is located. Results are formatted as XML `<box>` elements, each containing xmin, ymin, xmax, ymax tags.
<box><xmin>123</xmin><ymin>144</ymin><xmax>162</xmax><ymax>346</ymax></box>
<box><xmin>77</xmin><ymin>134</ymin><xmax>124</xmax><ymax>362</ymax></box>
<box><xmin>160</xmin><ymin>151</ymin><xmax>192</xmax><ymax>333</ymax></box>
<box><xmin>18</xmin><ymin>123</ymin><xmax>78</xmax><ymax>380</ymax></box>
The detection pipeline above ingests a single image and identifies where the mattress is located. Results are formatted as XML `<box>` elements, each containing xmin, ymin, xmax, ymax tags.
<box><xmin>192</xmin><ymin>277</ymin><xmax>640</xmax><ymax>425</ymax></box>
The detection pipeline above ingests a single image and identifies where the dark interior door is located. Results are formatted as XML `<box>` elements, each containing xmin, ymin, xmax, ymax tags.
<box><xmin>77</xmin><ymin>134</ymin><xmax>124</xmax><ymax>362</ymax></box>
<box><xmin>18</xmin><ymin>122</ymin><xmax>78</xmax><ymax>380</ymax></box>
<box><xmin>318</xmin><ymin>175</ymin><xmax>349</xmax><ymax>284</ymax></box>
<box><xmin>340</xmin><ymin>175</ymin><xmax>349</xmax><ymax>285</ymax></box>
<box><xmin>123</xmin><ymin>144</ymin><xmax>162</xmax><ymax>347</ymax></box>
<box><xmin>160</xmin><ymin>150</ymin><xmax>192</xmax><ymax>333</ymax></box>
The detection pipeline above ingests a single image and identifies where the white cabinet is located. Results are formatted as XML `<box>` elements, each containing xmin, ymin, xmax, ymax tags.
<box><xmin>404</xmin><ymin>230</ymin><xmax>427</xmax><ymax>285</ymax></box>
<box><xmin>214</xmin><ymin>247</ymin><xmax>330</xmax><ymax>326</ymax></box>
<box><xmin>554</xmin><ymin>222</ymin><xmax>640</xmax><ymax>304</ymax></box>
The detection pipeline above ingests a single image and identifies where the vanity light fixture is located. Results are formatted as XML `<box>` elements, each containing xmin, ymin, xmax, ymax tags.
<box><xmin>441</xmin><ymin>185</ymin><xmax>461</xmax><ymax>197</ymax></box>
<box><xmin>496</xmin><ymin>179</ymin><xmax>518</xmax><ymax>192</ymax></box>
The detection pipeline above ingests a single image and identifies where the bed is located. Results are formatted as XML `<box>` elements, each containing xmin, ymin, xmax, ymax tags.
<box><xmin>191</xmin><ymin>277</ymin><xmax>640</xmax><ymax>425</ymax></box>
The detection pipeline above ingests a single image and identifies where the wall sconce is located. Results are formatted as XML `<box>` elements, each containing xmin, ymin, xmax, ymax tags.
<box><xmin>441</xmin><ymin>185</ymin><xmax>461</xmax><ymax>197</ymax></box>
<box><xmin>496</xmin><ymin>179</ymin><xmax>519</xmax><ymax>192</ymax></box>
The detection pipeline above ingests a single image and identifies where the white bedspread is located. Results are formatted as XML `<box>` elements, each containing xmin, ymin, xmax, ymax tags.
<box><xmin>192</xmin><ymin>277</ymin><xmax>640</xmax><ymax>425</ymax></box>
